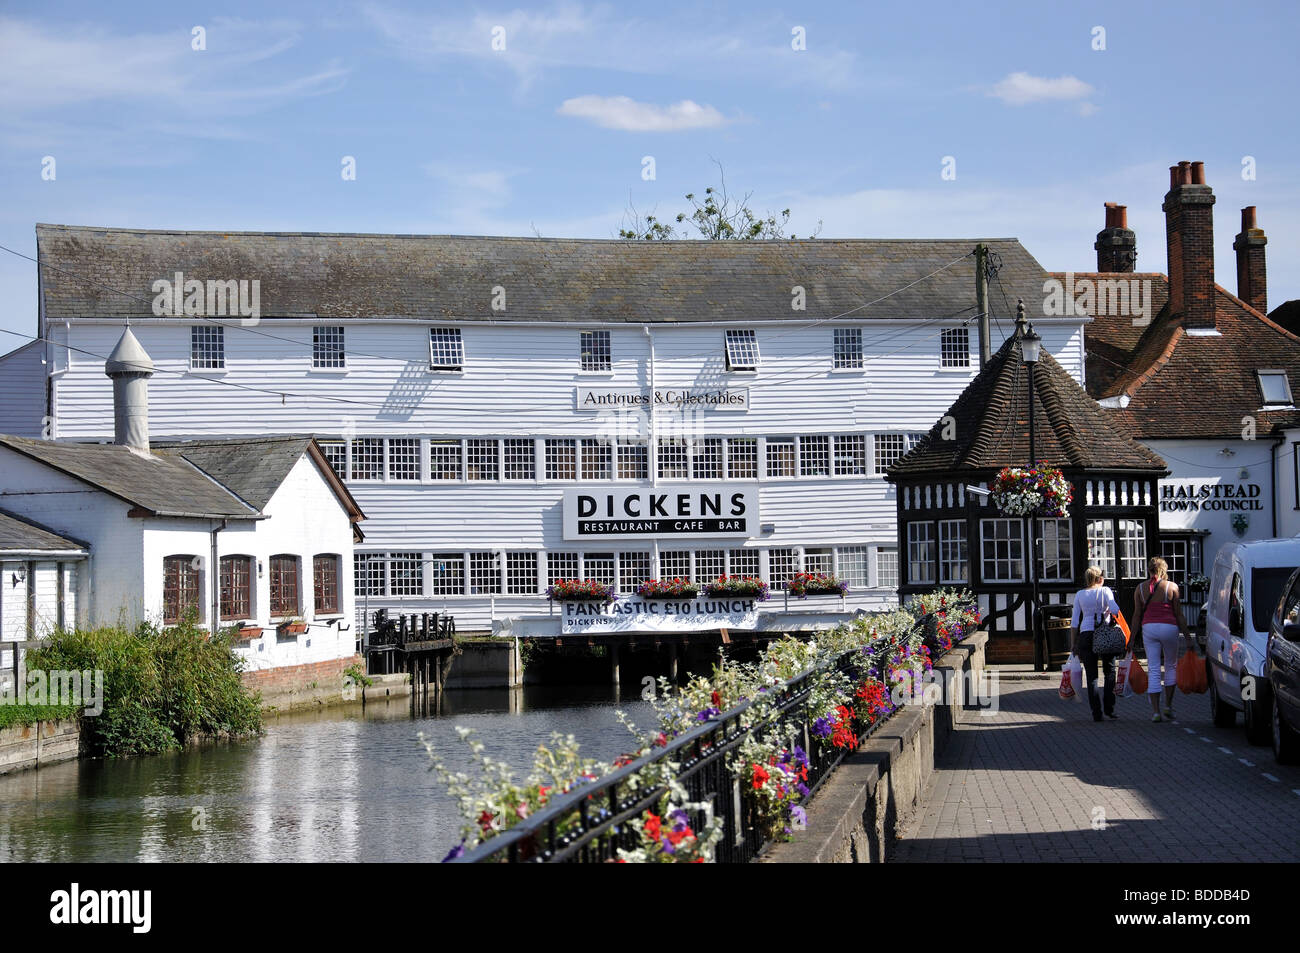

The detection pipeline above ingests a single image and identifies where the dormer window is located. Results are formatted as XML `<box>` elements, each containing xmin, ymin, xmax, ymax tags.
<box><xmin>1257</xmin><ymin>370</ymin><xmax>1293</xmax><ymax>407</ymax></box>
<box><xmin>725</xmin><ymin>329</ymin><xmax>759</xmax><ymax>371</ymax></box>
<box><xmin>429</xmin><ymin>328</ymin><xmax>464</xmax><ymax>371</ymax></box>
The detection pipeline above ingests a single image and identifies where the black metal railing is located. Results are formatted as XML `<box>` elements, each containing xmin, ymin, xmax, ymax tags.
<box><xmin>449</xmin><ymin>633</ymin><xmax>909</xmax><ymax>863</ymax></box>
<box><xmin>368</xmin><ymin>610</ymin><xmax>456</xmax><ymax>649</ymax></box>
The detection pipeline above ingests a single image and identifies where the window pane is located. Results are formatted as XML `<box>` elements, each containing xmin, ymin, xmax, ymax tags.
<box><xmin>833</xmin><ymin>435</ymin><xmax>867</xmax><ymax>476</ymax></box>
<box><xmin>429</xmin><ymin>553</ymin><xmax>465</xmax><ymax>596</ymax></box>
<box><xmin>389</xmin><ymin>438</ymin><xmax>422</xmax><ymax>481</ymax></box>
<box><xmin>312</xmin><ymin>326</ymin><xmax>345</xmax><ymax>369</ymax></box>
<box><xmin>766</xmin><ymin>438</ymin><xmax>795</xmax><ymax>477</ymax></box>
<box><xmin>799</xmin><ymin>435</ymin><xmax>830</xmax><ymax>477</ymax></box>
<box><xmin>355</xmin><ymin>553</ymin><xmax>385</xmax><ymax>597</ymax></box>
<box><xmin>981</xmin><ymin>519</ymin><xmax>1024</xmax><ymax>583</ymax></box>
<box><xmin>696</xmin><ymin>550</ymin><xmax>725</xmax><ymax>583</ymax></box>
<box><xmin>351</xmin><ymin>438</ymin><xmax>384</xmax><ymax>480</ymax></box>
<box><xmin>313</xmin><ymin>555</ymin><xmax>339</xmax><ymax>614</ymax></box>
<box><xmin>547</xmin><ymin>552</ymin><xmax>580</xmax><ymax>586</ymax></box>
<box><xmin>874</xmin><ymin>434</ymin><xmax>914</xmax><ymax>475</ymax></box>
<box><xmin>191</xmin><ymin>326</ymin><xmax>224</xmax><ymax>370</ymax></box>
<box><xmin>1259</xmin><ymin>371</ymin><xmax>1291</xmax><ymax>404</ymax></box>
<box><xmin>220</xmin><ymin>555</ymin><xmax>252</xmax><ymax>620</ymax></box>
<box><xmin>727</xmin><ymin>438</ymin><xmax>758</xmax><ymax>479</ymax></box>
<box><xmin>838</xmin><ymin>546</ymin><xmax>869</xmax><ymax>588</ymax></box>
<box><xmin>657</xmin><ymin>439</ymin><xmax>688</xmax><ymax>479</ymax></box>
<box><xmin>833</xmin><ymin>328</ymin><xmax>863</xmax><ymax>369</ymax></box>
<box><xmin>581</xmin><ymin>439</ymin><xmax>612</xmax><ymax>480</ymax></box>
<box><xmin>804</xmin><ymin>548</ymin><xmax>833</xmax><ymax>576</ymax></box>
<box><xmin>908</xmin><ymin>523</ymin><xmax>936</xmax><ymax>584</ymax></box>
<box><xmin>503</xmin><ymin>439</ymin><xmax>536</xmax><ymax>480</ymax></box>
<box><xmin>164</xmin><ymin>555</ymin><xmax>201</xmax><ymax>624</ymax></box>
<box><xmin>506</xmin><ymin>552</ymin><xmax>539</xmax><ymax>595</ymax></box>
<box><xmin>769</xmin><ymin>548</ymin><xmax>798</xmax><ymax>589</ymax></box>
<box><xmin>429</xmin><ymin>328</ymin><xmax>464</xmax><ymax>368</ymax></box>
<box><xmin>941</xmin><ymin>327</ymin><xmax>970</xmax><ymax>368</ymax></box>
<box><xmin>545</xmin><ymin>439</ymin><xmax>577</xmax><ymax>480</ymax></box>
<box><xmin>877</xmin><ymin>548</ymin><xmax>899</xmax><ymax>589</ymax></box>
<box><xmin>389</xmin><ymin>552</ymin><xmax>424</xmax><ymax>596</ymax></box>
<box><xmin>466</xmin><ymin>439</ymin><xmax>499</xmax><ymax>481</ymax></box>
<box><xmin>618</xmin><ymin>552</ymin><xmax>652</xmax><ymax>589</ymax></box>
<box><xmin>724</xmin><ymin>329</ymin><xmax>759</xmax><ymax>370</ymax></box>
<box><xmin>317</xmin><ymin>440</ymin><xmax>346</xmax><ymax>478</ymax></box>
<box><xmin>692</xmin><ymin>437</ymin><xmax>722</xmax><ymax>480</ymax></box>
<box><xmin>1086</xmin><ymin>520</ymin><xmax>1116</xmax><ymax>580</ymax></box>
<box><xmin>1119</xmin><ymin>519</ymin><xmax>1147</xmax><ymax>579</ymax></box>
<box><xmin>659</xmin><ymin>550</ymin><xmax>691</xmax><ymax>581</ymax></box>
<box><xmin>468</xmin><ymin>552</ymin><xmax>500</xmax><ymax>595</ymax></box>
<box><xmin>1160</xmin><ymin>538</ymin><xmax>1188</xmax><ymax>588</ymax></box>
<box><xmin>729</xmin><ymin>548</ymin><xmax>760</xmax><ymax>578</ymax></box>
<box><xmin>580</xmin><ymin>330</ymin><xmax>611</xmax><ymax>372</ymax></box>
<box><xmin>939</xmin><ymin>520</ymin><xmax>967</xmax><ymax>584</ymax></box>
<box><xmin>617</xmin><ymin>441</ymin><xmax>648</xmax><ymax>480</ymax></box>
<box><xmin>583</xmin><ymin>553</ymin><xmax>616</xmax><ymax>587</ymax></box>
<box><xmin>269</xmin><ymin>555</ymin><xmax>300</xmax><ymax>615</ymax></box>
<box><xmin>1038</xmin><ymin>518</ymin><xmax>1073</xmax><ymax>582</ymax></box>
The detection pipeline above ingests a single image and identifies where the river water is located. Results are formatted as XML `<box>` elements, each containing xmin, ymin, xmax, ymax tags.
<box><xmin>0</xmin><ymin>687</ymin><xmax>653</xmax><ymax>863</ymax></box>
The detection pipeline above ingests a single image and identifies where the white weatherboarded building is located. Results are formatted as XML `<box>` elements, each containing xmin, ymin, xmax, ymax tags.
<box><xmin>30</xmin><ymin>226</ymin><xmax>1087</xmax><ymax>637</ymax></box>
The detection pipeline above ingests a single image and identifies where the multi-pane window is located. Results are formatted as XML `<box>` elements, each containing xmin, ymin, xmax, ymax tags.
<box><xmin>766</xmin><ymin>438</ymin><xmax>796</xmax><ymax>478</ymax></box>
<box><xmin>351</xmin><ymin>438</ymin><xmax>384</xmax><ymax>481</ymax></box>
<box><xmin>468</xmin><ymin>552</ymin><xmax>501</xmax><ymax>595</ymax></box>
<box><xmin>581</xmin><ymin>439</ymin><xmax>612</xmax><ymax>480</ymax></box>
<box><xmin>466</xmin><ymin>439</ymin><xmax>499</xmax><ymax>481</ymax></box>
<box><xmin>388</xmin><ymin>438</ymin><xmax>421</xmax><ymax>481</ymax></box>
<box><xmin>799</xmin><ymin>435</ymin><xmax>831</xmax><ymax>477</ymax></box>
<box><xmin>219</xmin><ymin>555</ymin><xmax>253</xmax><ymax>620</ymax></box>
<box><xmin>695</xmin><ymin>550</ymin><xmax>725</xmax><ymax>582</ymax></box>
<box><xmin>1086</xmin><ymin>520</ymin><xmax>1117</xmax><ymax>581</ymax></box>
<box><xmin>313</xmin><ymin>555</ymin><xmax>340</xmax><ymax>614</ymax></box>
<box><xmin>659</xmin><ymin>550</ymin><xmax>691</xmax><ymax>581</ymax></box>
<box><xmin>429</xmin><ymin>328</ymin><xmax>465</xmax><ymax>370</ymax></box>
<box><xmin>617</xmin><ymin>441</ymin><xmax>648</xmax><ymax>480</ymax></box>
<box><xmin>355</xmin><ymin>553</ymin><xmax>385</xmax><ymax>597</ymax></box>
<box><xmin>833</xmin><ymin>328</ymin><xmax>864</xmax><ymax>369</ymax></box>
<box><xmin>190</xmin><ymin>326</ymin><xmax>225</xmax><ymax>370</ymax></box>
<box><xmin>583</xmin><ymin>553</ymin><xmax>616</xmax><ymax>587</ymax></box>
<box><xmin>506</xmin><ymin>552</ymin><xmax>539</xmax><ymax>595</ymax></box>
<box><xmin>1118</xmin><ymin>519</ymin><xmax>1147</xmax><ymax>579</ymax></box>
<box><xmin>877</xmin><ymin>548</ymin><xmax>899</xmax><ymax>589</ymax></box>
<box><xmin>547</xmin><ymin>552</ymin><xmax>580</xmax><ymax>586</ymax></box>
<box><xmin>804</xmin><ymin>548</ymin><xmax>833</xmax><ymax>576</ymax></box>
<box><xmin>580</xmin><ymin>331</ymin><xmax>612</xmax><ymax>372</ymax></box>
<box><xmin>938</xmin><ymin>520</ymin><xmax>968</xmax><ymax>584</ymax></box>
<box><xmin>833</xmin><ymin>435</ymin><xmax>867</xmax><ymax>476</ymax></box>
<box><xmin>657</xmin><ymin>439</ymin><xmax>688</xmax><ymax>479</ymax></box>
<box><xmin>1038</xmin><ymin>519</ymin><xmax>1073</xmax><ymax>582</ymax></box>
<box><xmin>1160</xmin><ymin>537</ymin><xmax>1201</xmax><ymax>589</ymax></box>
<box><xmin>389</xmin><ymin>552</ymin><xmax>424</xmax><ymax>596</ymax></box>
<box><xmin>692</xmin><ymin>438</ymin><xmax>723</xmax><ymax>480</ymax></box>
<box><xmin>769</xmin><ymin>548</ymin><xmax>798</xmax><ymax>589</ymax></box>
<box><xmin>163</xmin><ymin>555</ymin><xmax>202</xmax><ymax>624</ymax></box>
<box><xmin>838</xmin><ymin>546</ymin><xmax>870</xmax><ymax>589</ymax></box>
<box><xmin>730</xmin><ymin>548</ymin><xmax>760</xmax><ymax>578</ymax></box>
<box><xmin>981</xmin><ymin>519</ymin><xmax>1025</xmax><ymax>583</ymax></box>
<box><xmin>940</xmin><ymin>327</ymin><xmax>970</xmax><ymax>368</ymax></box>
<box><xmin>545</xmin><ymin>439</ymin><xmax>578</xmax><ymax>480</ymax></box>
<box><xmin>426</xmin><ymin>440</ymin><xmax>461</xmax><ymax>480</ymax></box>
<box><xmin>503</xmin><ymin>439</ymin><xmax>536</xmax><ymax>480</ymax></box>
<box><xmin>907</xmin><ymin>522</ymin><xmax>937</xmax><ymax>585</ymax></box>
<box><xmin>619</xmin><ymin>552</ymin><xmax>652</xmax><ymax>589</ymax></box>
<box><xmin>269</xmin><ymin>555</ymin><xmax>300</xmax><ymax>616</ymax></box>
<box><xmin>318</xmin><ymin>440</ymin><xmax>346</xmax><ymax>478</ymax></box>
<box><xmin>312</xmin><ymin>326</ymin><xmax>345</xmax><ymax>369</ymax></box>
<box><xmin>429</xmin><ymin>553</ymin><xmax>465</xmax><ymax>596</ymax></box>
<box><xmin>727</xmin><ymin>438</ymin><xmax>758</xmax><ymax>479</ymax></box>
<box><xmin>874</xmin><ymin>433</ymin><xmax>919</xmax><ymax>475</ymax></box>
<box><xmin>724</xmin><ymin>329</ymin><xmax>760</xmax><ymax>371</ymax></box>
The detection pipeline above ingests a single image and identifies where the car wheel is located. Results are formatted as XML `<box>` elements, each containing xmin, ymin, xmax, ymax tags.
<box><xmin>1273</xmin><ymin>695</ymin><xmax>1300</xmax><ymax>765</ymax></box>
<box><xmin>1210</xmin><ymin>677</ymin><xmax>1237</xmax><ymax>728</ymax></box>
<box><xmin>1244</xmin><ymin>680</ymin><xmax>1271</xmax><ymax>745</ymax></box>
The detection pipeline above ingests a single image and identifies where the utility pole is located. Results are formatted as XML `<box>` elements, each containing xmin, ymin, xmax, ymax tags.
<box><xmin>975</xmin><ymin>244</ymin><xmax>991</xmax><ymax>369</ymax></box>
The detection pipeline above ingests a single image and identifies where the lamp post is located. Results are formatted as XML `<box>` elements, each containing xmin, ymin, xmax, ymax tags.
<box><xmin>1016</xmin><ymin>299</ymin><xmax>1045</xmax><ymax>670</ymax></box>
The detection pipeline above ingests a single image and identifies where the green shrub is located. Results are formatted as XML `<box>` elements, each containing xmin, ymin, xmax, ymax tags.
<box><xmin>0</xmin><ymin>704</ymin><xmax>79</xmax><ymax>730</ymax></box>
<box><xmin>26</xmin><ymin>614</ymin><xmax>263</xmax><ymax>757</ymax></box>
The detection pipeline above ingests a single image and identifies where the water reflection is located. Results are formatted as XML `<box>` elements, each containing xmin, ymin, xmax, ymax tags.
<box><xmin>0</xmin><ymin>686</ymin><xmax>651</xmax><ymax>863</ymax></box>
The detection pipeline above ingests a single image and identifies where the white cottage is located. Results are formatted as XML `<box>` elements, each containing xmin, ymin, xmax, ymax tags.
<box><xmin>0</xmin><ymin>328</ymin><xmax>366</xmax><ymax>684</ymax></box>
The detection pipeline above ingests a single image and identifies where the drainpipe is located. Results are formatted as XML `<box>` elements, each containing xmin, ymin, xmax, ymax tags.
<box><xmin>1271</xmin><ymin>436</ymin><xmax>1283</xmax><ymax>537</ymax></box>
<box><xmin>211</xmin><ymin>520</ymin><xmax>227</xmax><ymax>633</ymax></box>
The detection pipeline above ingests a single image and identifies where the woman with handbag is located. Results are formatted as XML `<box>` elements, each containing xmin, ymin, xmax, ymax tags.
<box><xmin>1133</xmin><ymin>556</ymin><xmax>1191</xmax><ymax>722</ymax></box>
<box><xmin>1071</xmin><ymin>566</ymin><xmax>1125</xmax><ymax>722</ymax></box>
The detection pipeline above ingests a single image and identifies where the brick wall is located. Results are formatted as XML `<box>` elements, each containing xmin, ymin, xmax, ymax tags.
<box><xmin>242</xmin><ymin>654</ymin><xmax>363</xmax><ymax>712</ymax></box>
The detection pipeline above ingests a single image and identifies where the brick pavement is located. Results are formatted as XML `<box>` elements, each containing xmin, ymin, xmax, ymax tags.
<box><xmin>891</xmin><ymin>677</ymin><xmax>1300</xmax><ymax>862</ymax></box>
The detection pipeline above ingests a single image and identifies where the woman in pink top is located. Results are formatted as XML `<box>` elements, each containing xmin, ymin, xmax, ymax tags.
<box><xmin>1133</xmin><ymin>557</ymin><xmax>1191</xmax><ymax>722</ymax></box>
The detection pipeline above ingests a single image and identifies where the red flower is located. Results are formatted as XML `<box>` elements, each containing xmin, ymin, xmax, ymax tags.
<box><xmin>644</xmin><ymin>813</ymin><xmax>662</xmax><ymax>841</ymax></box>
<box><xmin>711</xmin><ymin>690</ymin><xmax>721</xmax><ymax>708</ymax></box>
<box><xmin>752</xmin><ymin>763</ymin><xmax>770</xmax><ymax>790</ymax></box>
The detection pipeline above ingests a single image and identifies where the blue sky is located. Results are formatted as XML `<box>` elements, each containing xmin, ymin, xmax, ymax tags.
<box><xmin>2</xmin><ymin>0</ymin><xmax>1298</xmax><ymax>342</ymax></box>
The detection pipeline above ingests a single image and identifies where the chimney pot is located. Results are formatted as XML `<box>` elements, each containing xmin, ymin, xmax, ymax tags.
<box><xmin>1170</xmin><ymin>166</ymin><xmax>1180</xmax><ymax>190</ymax></box>
<box><xmin>1095</xmin><ymin>202</ymin><xmax>1137</xmax><ymax>272</ymax></box>
<box><xmin>1242</xmin><ymin>206</ymin><xmax>1257</xmax><ymax>230</ymax></box>
<box><xmin>1234</xmin><ymin>205</ymin><xmax>1268</xmax><ymax>314</ymax></box>
<box><xmin>1191</xmin><ymin>161</ymin><xmax>1206</xmax><ymax>185</ymax></box>
<box><xmin>1178</xmin><ymin>160</ymin><xmax>1192</xmax><ymax>185</ymax></box>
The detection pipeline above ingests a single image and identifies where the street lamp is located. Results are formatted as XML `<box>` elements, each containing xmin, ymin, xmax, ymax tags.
<box><xmin>1016</xmin><ymin>299</ymin><xmax>1045</xmax><ymax>669</ymax></box>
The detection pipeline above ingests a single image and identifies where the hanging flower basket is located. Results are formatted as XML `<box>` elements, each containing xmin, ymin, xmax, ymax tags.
<box><xmin>546</xmin><ymin>579</ymin><xmax>617</xmax><ymax>603</ymax></box>
<box><xmin>635</xmin><ymin>579</ymin><xmax>701</xmax><ymax>599</ymax></box>
<box><xmin>989</xmin><ymin>463</ymin><xmax>1072</xmax><ymax>518</ymax></box>
<box><xmin>702</xmin><ymin>576</ymin><xmax>771</xmax><ymax>601</ymax></box>
<box><xmin>788</xmin><ymin>573</ymin><xmax>848</xmax><ymax>598</ymax></box>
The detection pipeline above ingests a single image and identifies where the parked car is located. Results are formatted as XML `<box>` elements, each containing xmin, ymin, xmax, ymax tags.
<box><xmin>1204</xmin><ymin>538</ymin><xmax>1300</xmax><ymax>744</ymax></box>
<box><xmin>1266</xmin><ymin>566</ymin><xmax>1300</xmax><ymax>763</ymax></box>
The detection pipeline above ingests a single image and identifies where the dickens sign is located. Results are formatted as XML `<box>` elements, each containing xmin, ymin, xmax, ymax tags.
<box><xmin>1159</xmin><ymin>482</ymin><xmax>1265</xmax><ymax>513</ymax></box>
<box><xmin>559</xmin><ymin>596</ymin><xmax>760</xmax><ymax>634</ymax></box>
<box><xmin>562</xmin><ymin>486</ymin><xmax>759</xmax><ymax>540</ymax></box>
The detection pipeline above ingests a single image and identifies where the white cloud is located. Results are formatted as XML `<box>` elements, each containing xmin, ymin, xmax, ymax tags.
<box><xmin>557</xmin><ymin>95</ymin><xmax>729</xmax><ymax>132</ymax></box>
<box><xmin>989</xmin><ymin>72</ymin><xmax>1095</xmax><ymax>106</ymax></box>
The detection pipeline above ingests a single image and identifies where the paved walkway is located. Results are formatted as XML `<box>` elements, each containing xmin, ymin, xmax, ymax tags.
<box><xmin>891</xmin><ymin>677</ymin><xmax>1300</xmax><ymax>862</ymax></box>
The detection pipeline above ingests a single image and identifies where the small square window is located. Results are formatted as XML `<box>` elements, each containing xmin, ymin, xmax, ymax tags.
<box><xmin>428</xmin><ymin>440</ymin><xmax>462</xmax><ymax>480</ymax></box>
<box><xmin>940</xmin><ymin>327</ymin><xmax>970</xmax><ymax>368</ymax></box>
<box><xmin>833</xmin><ymin>328</ymin><xmax>863</xmax><ymax>369</ymax></box>
<box><xmin>1257</xmin><ymin>370</ymin><xmax>1293</xmax><ymax>406</ymax></box>
<box><xmin>350</xmin><ymin>438</ymin><xmax>384</xmax><ymax>481</ymax></box>
<box><xmin>429</xmin><ymin>328</ymin><xmax>464</xmax><ymax>370</ymax></box>
<box><xmin>317</xmin><ymin>440</ymin><xmax>346</xmax><ymax>478</ymax></box>
<box><xmin>691</xmin><ymin>438</ymin><xmax>723</xmax><ymax>480</ymax></box>
<box><xmin>658</xmin><ymin>439</ymin><xmax>688</xmax><ymax>480</ymax></box>
<box><xmin>466</xmin><ymin>439</ymin><xmax>499</xmax><ymax>481</ymax></box>
<box><xmin>581</xmin><ymin>439</ymin><xmax>612</xmax><ymax>480</ymax></box>
<box><xmin>503</xmin><ymin>439</ymin><xmax>536</xmax><ymax>480</ymax></box>
<box><xmin>725</xmin><ymin>329</ymin><xmax>759</xmax><ymax>371</ymax></box>
<box><xmin>766</xmin><ymin>438</ymin><xmax>796</xmax><ymax>478</ymax></box>
<box><xmin>580</xmin><ymin>331</ymin><xmax>612</xmax><ymax>372</ymax></box>
<box><xmin>617</xmin><ymin>441</ymin><xmax>648</xmax><ymax>480</ymax></box>
<box><xmin>313</xmin><ymin>327</ymin><xmax>345</xmax><ymax>369</ymax></box>
<box><xmin>388</xmin><ymin>438</ymin><xmax>422</xmax><ymax>481</ymax></box>
<box><xmin>191</xmin><ymin>326</ymin><xmax>225</xmax><ymax>370</ymax></box>
<box><xmin>545</xmin><ymin>439</ymin><xmax>577</xmax><ymax>480</ymax></box>
<box><xmin>727</xmin><ymin>438</ymin><xmax>758</xmax><ymax>479</ymax></box>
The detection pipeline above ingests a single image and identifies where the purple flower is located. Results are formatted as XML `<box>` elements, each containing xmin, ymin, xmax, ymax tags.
<box><xmin>441</xmin><ymin>841</ymin><xmax>467</xmax><ymax>862</ymax></box>
<box><xmin>790</xmin><ymin>805</ymin><xmax>808</xmax><ymax>826</ymax></box>
<box><xmin>796</xmin><ymin>782</ymin><xmax>811</xmax><ymax>797</ymax></box>
<box><xmin>792</xmin><ymin>745</ymin><xmax>809</xmax><ymax>768</ymax></box>
<box><xmin>812</xmin><ymin>716</ymin><xmax>833</xmax><ymax>738</ymax></box>
<box><xmin>696</xmin><ymin>706</ymin><xmax>721</xmax><ymax>722</ymax></box>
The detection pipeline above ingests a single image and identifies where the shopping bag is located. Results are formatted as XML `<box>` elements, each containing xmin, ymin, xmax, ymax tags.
<box><xmin>1128</xmin><ymin>655</ymin><xmax>1148</xmax><ymax>694</ymax></box>
<box><xmin>1116</xmin><ymin>655</ymin><xmax>1131</xmax><ymax>697</ymax></box>
<box><xmin>1116</xmin><ymin>610</ymin><xmax>1132</xmax><ymax>647</ymax></box>
<box><xmin>1059</xmin><ymin>664</ymin><xmax>1076</xmax><ymax>701</ymax></box>
<box><xmin>1176</xmin><ymin>648</ymin><xmax>1207</xmax><ymax>694</ymax></box>
<box><xmin>1064</xmin><ymin>654</ymin><xmax>1084</xmax><ymax>702</ymax></box>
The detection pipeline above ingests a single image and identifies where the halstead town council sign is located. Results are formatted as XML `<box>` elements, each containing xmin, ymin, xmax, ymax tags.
<box><xmin>562</xmin><ymin>486</ymin><xmax>759</xmax><ymax>540</ymax></box>
<box><xmin>575</xmin><ymin>386</ymin><xmax>749</xmax><ymax>411</ymax></box>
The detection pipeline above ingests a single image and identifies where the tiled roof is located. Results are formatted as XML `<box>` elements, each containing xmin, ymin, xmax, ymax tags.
<box><xmin>0</xmin><ymin>509</ymin><xmax>88</xmax><ymax>554</ymax></box>
<box><xmin>888</xmin><ymin>331</ymin><xmax>1168</xmax><ymax>478</ymax></box>
<box><xmin>1046</xmin><ymin>272</ymin><xmax>1170</xmax><ymax>394</ymax></box>
<box><xmin>35</xmin><ymin>224</ymin><xmax>1057</xmax><ymax>324</ymax></box>
<box><xmin>1089</xmin><ymin>285</ymin><xmax>1300</xmax><ymax>439</ymax></box>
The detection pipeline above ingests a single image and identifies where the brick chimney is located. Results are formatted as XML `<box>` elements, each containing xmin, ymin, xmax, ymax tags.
<box><xmin>1163</xmin><ymin>160</ymin><xmax>1217</xmax><ymax>331</ymax></box>
<box><xmin>1233</xmin><ymin>205</ymin><xmax>1267</xmax><ymax>315</ymax></box>
<box><xmin>1094</xmin><ymin>203</ymin><xmax>1136</xmax><ymax>272</ymax></box>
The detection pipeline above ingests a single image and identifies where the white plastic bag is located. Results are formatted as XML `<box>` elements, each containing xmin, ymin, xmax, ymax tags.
<box><xmin>1065</xmin><ymin>654</ymin><xmax>1084</xmax><ymax>703</ymax></box>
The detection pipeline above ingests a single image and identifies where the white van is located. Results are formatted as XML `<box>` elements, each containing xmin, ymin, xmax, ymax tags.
<box><xmin>1205</xmin><ymin>538</ymin><xmax>1300</xmax><ymax>743</ymax></box>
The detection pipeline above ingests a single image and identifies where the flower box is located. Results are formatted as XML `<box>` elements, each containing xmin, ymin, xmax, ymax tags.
<box><xmin>234</xmin><ymin>625</ymin><xmax>263</xmax><ymax>640</ymax></box>
<box><xmin>990</xmin><ymin>462</ymin><xmax>1072</xmax><ymax>518</ymax></box>
<box><xmin>702</xmin><ymin>576</ymin><xmax>771</xmax><ymax>601</ymax></box>
<box><xmin>635</xmin><ymin>579</ymin><xmax>701</xmax><ymax>599</ymax></box>
<box><xmin>546</xmin><ymin>579</ymin><xmax>617</xmax><ymax>604</ymax></box>
<box><xmin>788</xmin><ymin>573</ymin><xmax>848</xmax><ymax>598</ymax></box>
<box><xmin>277</xmin><ymin>620</ymin><xmax>307</xmax><ymax>636</ymax></box>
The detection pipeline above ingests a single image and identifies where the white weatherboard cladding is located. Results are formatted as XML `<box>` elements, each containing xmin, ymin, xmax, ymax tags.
<box><xmin>1277</xmin><ymin>427</ymin><xmax>1300</xmax><ymax>540</ymax></box>
<box><xmin>1</xmin><ymin>563</ymin><xmax>25</xmax><ymax>641</ymax></box>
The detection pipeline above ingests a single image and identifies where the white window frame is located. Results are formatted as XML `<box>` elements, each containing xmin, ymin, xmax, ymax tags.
<box><xmin>580</xmin><ymin>330</ymin><xmax>612</xmax><ymax>373</ymax></box>
<box><xmin>1118</xmin><ymin>519</ymin><xmax>1147</xmax><ymax>580</ymax></box>
<box><xmin>837</xmin><ymin>545</ymin><xmax>870</xmax><ymax>589</ymax></box>
<box><xmin>940</xmin><ymin>326</ymin><xmax>971</xmax><ymax>369</ymax></box>
<box><xmin>1086</xmin><ymin>519</ymin><xmax>1117</xmax><ymax>581</ymax></box>
<box><xmin>938</xmin><ymin>519</ymin><xmax>968</xmax><ymax>584</ymax></box>
<box><xmin>876</xmin><ymin>547</ymin><xmax>899</xmax><ymax>589</ymax></box>
<box><xmin>907</xmin><ymin>522</ymin><xmax>937</xmax><ymax>585</ymax></box>
<box><xmin>724</xmin><ymin>329</ymin><xmax>760</xmax><ymax>371</ymax></box>
<box><xmin>1037</xmin><ymin>518</ymin><xmax>1073</xmax><ymax>582</ymax></box>
<box><xmin>312</xmin><ymin>326</ymin><xmax>346</xmax><ymax>370</ymax></box>
<box><xmin>429</xmin><ymin>327</ymin><xmax>465</xmax><ymax>371</ymax></box>
<box><xmin>190</xmin><ymin>325</ymin><xmax>225</xmax><ymax>371</ymax></box>
<box><xmin>1257</xmin><ymin>369</ymin><xmax>1293</xmax><ymax>407</ymax></box>
<box><xmin>832</xmin><ymin>327</ymin><xmax>864</xmax><ymax>370</ymax></box>
<box><xmin>980</xmin><ymin>518</ymin><xmax>1025</xmax><ymax>583</ymax></box>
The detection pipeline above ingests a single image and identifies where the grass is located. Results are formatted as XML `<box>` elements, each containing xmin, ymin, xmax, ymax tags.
<box><xmin>0</xmin><ymin>703</ymin><xmax>79</xmax><ymax>730</ymax></box>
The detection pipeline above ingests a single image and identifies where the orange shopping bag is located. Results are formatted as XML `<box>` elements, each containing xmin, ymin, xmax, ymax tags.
<box><xmin>1176</xmin><ymin>647</ymin><xmax>1207</xmax><ymax>694</ymax></box>
<box><xmin>1127</xmin><ymin>654</ymin><xmax>1148</xmax><ymax>694</ymax></box>
<box><xmin>1116</xmin><ymin>610</ymin><xmax>1132</xmax><ymax>647</ymax></box>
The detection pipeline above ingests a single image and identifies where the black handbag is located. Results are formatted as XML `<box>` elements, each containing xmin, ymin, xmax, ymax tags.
<box><xmin>1091</xmin><ymin>611</ymin><xmax>1126</xmax><ymax>656</ymax></box>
